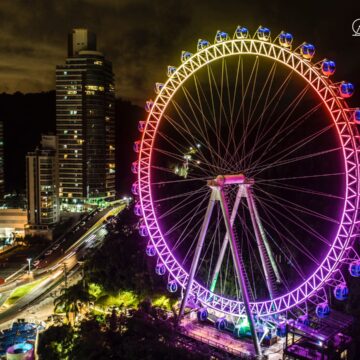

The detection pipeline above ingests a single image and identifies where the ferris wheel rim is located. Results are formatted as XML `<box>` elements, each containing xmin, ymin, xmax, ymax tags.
<box><xmin>137</xmin><ymin>36</ymin><xmax>360</xmax><ymax>317</ymax></box>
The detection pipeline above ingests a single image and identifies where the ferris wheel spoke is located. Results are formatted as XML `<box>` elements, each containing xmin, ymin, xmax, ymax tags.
<box><xmin>250</xmin><ymin>128</ymin><xmax>339</xmax><ymax>178</ymax></box>
<box><xmin>197</xmin><ymin>210</ymin><xmax>222</xmax><ymax>284</ymax></box>
<box><xmin>151</xmin><ymin>165</ymin><xmax>212</xmax><ymax>184</ymax></box>
<box><xmin>230</xmin><ymin>65</ymin><xmax>294</xmax><ymax>169</ymax></box>
<box><xmin>153</xmin><ymin>176</ymin><xmax>213</xmax><ymax>185</ymax></box>
<box><xmin>169</xmin><ymin>99</ymin><xmax>220</xmax><ymax>165</ymax></box>
<box><xmin>206</xmin><ymin>64</ymin><xmax>237</xmax><ymax>170</ymax></box>
<box><xmin>152</xmin><ymin>146</ymin><xmax>214</xmax><ymax>178</ymax></box>
<box><xmin>179</xmin><ymin>86</ymin><xmax>218</xmax><ymax>156</ymax></box>
<box><xmin>255</xmin><ymin>172</ymin><xmax>345</xmax><ymax>184</ymax></box>
<box><xmin>251</xmin><ymin>103</ymin><xmax>324</xmax><ymax>172</ymax></box>
<box><xmin>192</xmin><ymin>74</ymin><xmax>219</xmax><ymax>168</ymax></box>
<box><xmin>154</xmin><ymin>187</ymin><xmax>207</xmax><ymax>204</ymax></box>
<box><xmin>222</xmin><ymin>58</ymin><xmax>240</xmax><ymax>169</ymax></box>
<box><xmin>255</xmin><ymin>186</ymin><xmax>339</xmax><ymax>225</ymax></box>
<box><xmin>158</xmin><ymin>187</ymin><xmax>209</xmax><ymax>220</ymax></box>
<box><xmin>227</xmin><ymin>55</ymin><xmax>243</xmax><ymax>161</ymax></box>
<box><xmin>179</xmin><ymin>85</ymin><xmax>233</xmax><ymax>170</ymax></box>
<box><xmin>248</xmin><ymin>84</ymin><xmax>311</xmax><ymax>169</ymax></box>
<box><xmin>158</xmin><ymin>116</ymin><xmax>227</xmax><ymax>174</ymax></box>
<box><xmin>172</xmin><ymin>199</ymin><xmax>209</xmax><ymax>254</ymax></box>
<box><xmin>166</xmin><ymin>101</ymin><xmax>232</xmax><ymax>173</ymax></box>
<box><xmin>256</xmin><ymin>185</ymin><xmax>337</xmax><ymax>231</ymax></box>
<box><xmin>260</xmin><ymin>181</ymin><xmax>344</xmax><ymax>200</ymax></box>
<box><xmin>252</xmin><ymin>145</ymin><xmax>341</xmax><ymax>179</ymax></box>
<box><xmin>165</xmin><ymin>193</ymin><xmax>208</xmax><ymax>239</ymax></box>
<box><xmin>255</xmin><ymin>189</ymin><xmax>332</xmax><ymax>247</ymax></box>
<box><xmin>255</xmin><ymin>197</ymin><xmax>321</xmax><ymax>266</ymax></box>
<box><xmin>152</xmin><ymin>177</ymin><xmax>212</xmax><ymax>186</ymax></box>
<box><xmin>234</xmin><ymin>205</ymin><xmax>269</xmax><ymax>298</ymax></box>
<box><xmin>245</xmin><ymin>61</ymin><xmax>278</xmax><ymax>167</ymax></box>
<box><xmin>250</xmin><ymin>90</ymin><xmax>322</xmax><ymax>171</ymax></box>
<box><xmin>258</xmin><ymin>204</ymin><xmax>308</xmax><ymax>281</ymax></box>
<box><xmin>240</xmin><ymin>57</ymin><xmax>260</xmax><ymax>168</ymax></box>
<box><xmin>181</xmin><ymin>216</ymin><xmax>204</xmax><ymax>268</ymax></box>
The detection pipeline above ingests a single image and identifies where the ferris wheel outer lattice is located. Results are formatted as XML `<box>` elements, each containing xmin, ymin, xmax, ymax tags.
<box><xmin>134</xmin><ymin>27</ymin><xmax>360</xmax><ymax>318</ymax></box>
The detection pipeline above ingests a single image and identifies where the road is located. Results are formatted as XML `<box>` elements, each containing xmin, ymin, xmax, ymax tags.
<box><xmin>0</xmin><ymin>203</ymin><xmax>125</xmax><ymax>325</ymax></box>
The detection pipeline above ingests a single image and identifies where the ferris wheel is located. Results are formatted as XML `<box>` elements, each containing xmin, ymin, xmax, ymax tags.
<box><xmin>131</xmin><ymin>25</ymin><xmax>360</xmax><ymax>354</ymax></box>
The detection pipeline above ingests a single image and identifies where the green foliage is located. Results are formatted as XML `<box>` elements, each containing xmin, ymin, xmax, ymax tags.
<box><xmin>38</xmin><ymin>305</ymin><xmax>208</xmax><ymax>360</ymax></box>
<box><xmin>84</xmin><ymin>207</ymin><xmax>159</xmax><ymax>295</ymax></box>
<box><xmin>96</xmin><ymin>290</ymin><xmax>139</xmax><ymax>308</ymax></box>
<box><xmin>88</xmin><ymin>282</ymin><xmax>103</xmax><ymax>299</ymax></box>
<box><xmin>38</xmin><ymin>324</ymin><xmax>73</xmax><ymax>360</ymax></box>
<box><xmin>54</xmin><ymin>282</ymin><xmax>94</xmax><ymax>320</ymax></box>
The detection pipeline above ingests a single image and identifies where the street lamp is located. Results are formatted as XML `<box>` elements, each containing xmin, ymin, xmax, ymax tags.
<box><xmin>27</xmin><ymin>258</ymin><xmax>32</xmax><ymax>274</ymax></box>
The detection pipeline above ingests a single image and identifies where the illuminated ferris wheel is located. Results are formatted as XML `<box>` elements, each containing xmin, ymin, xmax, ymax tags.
<box><xmin>131</xmin><ymin>25</ymin><xmax>360</xmax><ymax>354</ymax></box>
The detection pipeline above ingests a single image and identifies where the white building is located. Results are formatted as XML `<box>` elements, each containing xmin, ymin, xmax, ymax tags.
<box><xmin>26</xmin><ymin>135</ymin><xmax>59</xmax><ymax>239</ymax></box>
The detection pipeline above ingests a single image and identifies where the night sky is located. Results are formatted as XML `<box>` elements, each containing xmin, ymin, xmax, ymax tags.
<box><xmin>0</xmin><ymin>1</ymin><xmax>359</xmax><ymax>104</ymax></box>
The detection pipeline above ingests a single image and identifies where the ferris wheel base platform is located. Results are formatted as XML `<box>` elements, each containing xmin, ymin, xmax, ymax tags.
<box><xmin>179</xmin><ymin>316</ymin><xmax>266</xmax><ymax>359</ymax></box>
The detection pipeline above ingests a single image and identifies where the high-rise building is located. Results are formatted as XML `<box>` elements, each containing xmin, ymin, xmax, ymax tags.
<box><xmin>25</xmin><ymin>135</ymin><xmax>59</xmax><ymax>239</ymax></box>
<box><xmin>56</xmin><ymin>28</ymin><xmax>115</xmax><ymax>210</ymax></box>
<box><xmin>0</xmin><ymin>122</ymin><xmax>4</xmax><ymax>200</ymax></box>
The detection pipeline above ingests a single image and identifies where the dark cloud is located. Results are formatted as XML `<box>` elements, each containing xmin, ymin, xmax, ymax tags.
<box><xmin>0</xmin><ymin>0</ymin><xmax>359</xmax><ymax>104</ymax></box>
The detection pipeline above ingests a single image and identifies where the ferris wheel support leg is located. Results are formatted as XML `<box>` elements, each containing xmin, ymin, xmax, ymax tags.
<box><xmin>246</xmin><ymin>185</ymin><xmax>278</xmax><ymax>299</ymax></box>
<box><xmin>218</xmin><ymin>187</ymin><xmax>262</xmax><ymax>358</ymax></box>
<box><xmin>250</xmin><ymin>189</ymin><xmax>281</xmax><ymax>284</ymax></box>
<box><xmin>178</xmin><ymin>190</ymin><xmax>217</xmax><ymax>322</ymax></box>
<box><xmin>210</xmin><ymin>185</ymin><xmax>244</xmax><ymax>293</ymax></box>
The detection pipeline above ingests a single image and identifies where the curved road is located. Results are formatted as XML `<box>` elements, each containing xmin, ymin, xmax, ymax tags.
<box><xmin>0</xmin><ymin>204</ymin><xmax>125</xmax><ymax>324</ymax></box>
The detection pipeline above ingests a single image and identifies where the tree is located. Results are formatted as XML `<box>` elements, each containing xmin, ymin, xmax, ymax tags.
<box><xmin>37</xmin><ymin>324</ymin><xmax>73</xmax><ymax>360</ymax></box>
<box><xmin>84</xmin><ymin>207</ymin><xmax>160</xmax><ymax>295</ymax></box>
<box><xmin>54</xmin><ymin>282</ymin><xmax>94</xmax><ymax>325</ymax></box>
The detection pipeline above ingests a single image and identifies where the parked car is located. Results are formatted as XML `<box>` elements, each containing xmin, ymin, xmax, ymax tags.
<box><xmin>45</xmin><ymin>249</ymin><xmax>53</xmax><ymax>256</ymax></box>
<box><xmin>52</xmin><ymin>244</ymin><xmax>60</xmax><ymax>250</ymax></box>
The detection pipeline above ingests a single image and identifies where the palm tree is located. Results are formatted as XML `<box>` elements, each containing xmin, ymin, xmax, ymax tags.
<box><xmin>54</xmin><ymin>282</ymin><xmax>94</xmax><ymax>325</ymax></box>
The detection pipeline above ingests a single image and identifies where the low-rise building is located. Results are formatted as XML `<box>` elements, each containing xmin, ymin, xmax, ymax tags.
<box><xmin>0</xmin><ymin>208</ymin><xmax>27</xmax><ymax>240</ymax></box>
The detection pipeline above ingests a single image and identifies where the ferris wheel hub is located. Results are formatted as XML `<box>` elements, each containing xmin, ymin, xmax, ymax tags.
<box><xmin>208</xmin><ymin>174</ymin><xmax>249</xmax><ymax>187</ymax></box>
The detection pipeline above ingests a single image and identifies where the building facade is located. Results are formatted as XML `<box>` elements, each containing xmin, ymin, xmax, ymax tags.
<box><xmin>56</xmin><ymin>28</ymin><xmax>115</xmax><ymax>210</ymax></box>
<box><xmin>0</xmin><ymin>209</ymin><xmax>26</xmax><ymax>240</ymax></box>
<box><xmin>26</xmin><ymin>135</ymin><xmax>59</xmax><ymax>239</ymax></box>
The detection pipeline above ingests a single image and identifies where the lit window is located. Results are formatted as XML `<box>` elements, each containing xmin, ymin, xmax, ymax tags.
<box><xmin>85</xmin><ymin>85</ymin><xmax>98</xmax><ymax>91</ymax></box>
<box><xmin>94</xmin><ymin>60</ymin><xmax>103</xmax><ymax>65</ymax></box>
<box><xmin>63</xmin><ymin>154</ymin><xmax>68</xmax><ymax>159</ymax></box>
<box><xmin>64</xmin><ymin>71</ymin><xmax>67</xmax><ymax>75</ymax></box>
<box><xmin>63</xmin><ymin>144</ymin><xmax>67</xmax><ymax>148</ymax></box>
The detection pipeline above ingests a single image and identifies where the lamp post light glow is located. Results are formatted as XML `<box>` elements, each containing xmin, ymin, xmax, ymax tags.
<box><xmin>27</xmin><ymin>258</ymin><xmax>32</xmax><ymax>274</ymax></box>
